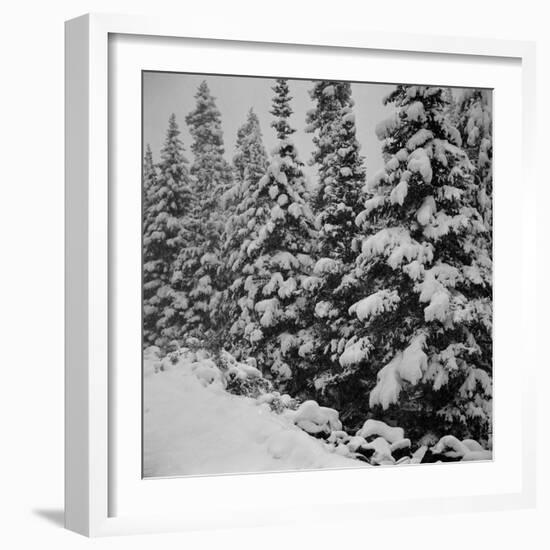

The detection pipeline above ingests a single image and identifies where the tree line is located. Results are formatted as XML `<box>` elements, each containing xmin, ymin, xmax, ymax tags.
<box><xmin>143</xmin><ymin>78</ymin><xmax>493</xmax><ymax>445</ymax></box>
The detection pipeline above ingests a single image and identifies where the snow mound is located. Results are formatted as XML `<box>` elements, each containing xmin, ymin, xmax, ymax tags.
<box><xmin>291</xmin><ymin>400</ymin><xmax>342</xmax><ymax>435</ymax></box>
<box><xmin>362</xmin><ymin>437</ymin><xmax>395</xmax><ymax>465</ymax></box>
<box><xmin>356</xmin><ymin>419</ymin><xmax>404</xmax><ymax>444</ymax></box>
<box><xmin>143</xmin><ymin>351</ymin><xmax>360</xmax><ymax>477</ymax></box>
<box><xmin>431</xmin><ymin>435</ymin><xmax>492</xmax><ymax>461</ymax></box>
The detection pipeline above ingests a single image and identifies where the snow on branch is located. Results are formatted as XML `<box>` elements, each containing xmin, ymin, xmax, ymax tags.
<box><xmin>348</xmin><ymin>290</ymin><xmax>400</xmax><ymax>322</ymax></box>
<box><xmin>369</xmin><ymin>334</ymin><xmax>428</xmax><ymax>409</ymax></box>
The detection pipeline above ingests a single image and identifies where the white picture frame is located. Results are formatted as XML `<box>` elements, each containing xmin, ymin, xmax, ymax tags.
<box><xmin>65</xmin><ymin>12</ymin><xmax>537</xmax><ymax>537</ymax></box>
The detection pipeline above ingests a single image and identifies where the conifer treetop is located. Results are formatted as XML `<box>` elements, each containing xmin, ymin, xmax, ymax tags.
<box><xmin>305</xmin><ymin>80</ymin><xmax>366</xmax><ymax>260</ymax></box>
<box><xmin>186</xmin><ymin>81</ymin><xmax>225</xmax><ymax>152</ymax></box>
<box><xmin>159</xmin><ymin>114</ymin><xmax>187</xmax><ymax>170</ymax></box>
<box><xmin>144</xmin><ymin>143</ymin><xmax>154</xmax><ymax>169</ymax></box>
<box><xmin>270</xmin><ymin>79</ymin><xmax>295</xmax><ymax>140</ymax></box>
<box><xmin>145</xmin><ymin>114</ymin><xmax>192</xmax><ymax>238</ymax></box>
<box><xmin>232</xmin><ymin>107</ymin><xmax>268</xmax><ymax>187</ymax></box>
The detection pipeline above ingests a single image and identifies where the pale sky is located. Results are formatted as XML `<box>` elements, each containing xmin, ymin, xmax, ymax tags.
<box><xmin>142</xmin><ymin>72</ymin><xmax>396</xmax><ymax>184</ymax></box>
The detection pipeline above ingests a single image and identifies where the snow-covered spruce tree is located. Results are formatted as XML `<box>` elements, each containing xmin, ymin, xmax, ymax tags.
<box><xmin>231</xmin><ymin>108</ymin><xmax>269</xmax><ymax>194</ymax></box>
<box><xmin>226</xmin><ymin>79</ymin><xmax>317</xmax><ymax>391</ymax></box>
<box><xmin>142</xmin><ymin>117</ymin><xmax>193</xmax><ymax>348</ymax></box>
<box><xmin>142</xmin><ymin>144</ymin><xmax>157</xmax><ymax>232</ymax></box>
<box><xmin>306</xmin><ymin>81</ymin><xmax>366</xmax><ymax>256</ymax></box>
<box><xmin>301</xmin><ymin>81</ymin><xmax>367</xmax><ymax>402</ymax></box>
<box><xmin>143</xmin><ymin>144</ymin><xmax>159</xmax><ymax>347</ymax></box>
<box><xmin>186</xmin><ymin>81</ymin><xmax>234</xmax><ymax>199</ymax></box>
<box><xmin>220</xmin><ymin>109</ymin><xmax>269</xmax><ymax>338</ymax></box>
<box><xmin>170</xmin><ymin>81</ymin><xmax>233</xmax><ymax>345</ymax></box>
<box><xmin>344</xmin><ymin>85</ymin><xmax>492</xmax><ymax>444</ymax></box>
<box><xmin>455</xmin><ymin>89</ymin><xmax>493</xmax><ymax>235</ymax></box>
<box><xmin>223</xmin><ymin>108</ymin><xmax>269</xmax><ymax>251</ymax></box>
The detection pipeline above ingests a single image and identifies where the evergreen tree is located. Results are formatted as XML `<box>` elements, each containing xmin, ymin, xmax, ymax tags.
<box><xmin>142</xmin><ymin>144</ymin><xmax>158</xmax><ymax>348</ymax></box>
<box><xmin>186</xmin><ymin>81</ymin><xmax>234</xmax><ymax>201</ymax></box>
<box><xmin>142</xmin><ymin>144</ymin><xmax>157</xmax><ymax>232</ymax></box>
<box><xmin>223</xmin><ymin>108</ymin><xmax>269</xmax><ymax>239</ymax></box>
<box><xmin>227</xmin><ymin>79</ymin><xmax>317</xmax><ymax>389</ymax></box>
<box><xmin>220</xmin><ymin>109</ymin><xmax>269</xmax><ymax>339</ymax></box>
<box><xmin>232</xmin><ymin>108</ymin><xmax>269</xmax><ymax>190</ymax></box>
<box><xmin>306</xmin><ymin>81</ymin><xmax>366</xmax><ymax>258</ymax></box>
<box><xmin>343</xmin><ymin>85</ymin><xmax>492</xmax><ymax>444</ymax></box>
<box><xmin>301</xmin><ymin>81</ymin><xmax>367</xmax><ymax>402</ymax></box>
<box><xmin>170</xmin><ymin>81</ymin><xmax>233</xmax><ymax>343</ymax></box>
<box><xmin>142</xmin><ymin>117</ymin><xmax>193</xmax><ymax>348</ymax></box>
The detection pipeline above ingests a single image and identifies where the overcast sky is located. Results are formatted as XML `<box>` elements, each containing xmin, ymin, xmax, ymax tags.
<box><xmin>143</xmin><ymin>72</ymin><xmax>397</xmax><ymax>184</ymax></box>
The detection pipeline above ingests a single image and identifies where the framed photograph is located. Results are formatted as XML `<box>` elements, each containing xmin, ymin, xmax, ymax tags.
<box><xmin>65</xmin><ymin>13</ymin><xmax>536</xmax><ymax>536</ymax></box>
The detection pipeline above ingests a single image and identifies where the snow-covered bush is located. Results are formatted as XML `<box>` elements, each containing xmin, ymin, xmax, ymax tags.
<box><xmin>214</xmin><ymin>349</ymin><xmax>273</xmax><ymax>398</ymax></box>
<box><xmin>356</xmin><ymin>419</ymin><xmax>405</xmax><ymax>444</ymax></box>
<box><xmin>291</xmin><ymin>400</ymin><xmax>343</xmax><ymax>437</ymax></box>
<box><xmin>257</xmin><ymin>391</ymin><xmax>299</xmax><ymax>414</ymax></box>
<box><xmin>429</xmin><ymin>434</ymin><xmax>491</xmax><ymax>461</ymax></box>
<box><xmin>225</xmin><ymin>370</ymin><xmax>272</xmax><ymax>398</ymax></box>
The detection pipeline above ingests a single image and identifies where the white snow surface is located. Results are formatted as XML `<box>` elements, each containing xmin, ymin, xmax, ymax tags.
<box><xmin>144</xmin><ymin>353</ymin><xmax>361</xmax><ymax>477</ymax></box>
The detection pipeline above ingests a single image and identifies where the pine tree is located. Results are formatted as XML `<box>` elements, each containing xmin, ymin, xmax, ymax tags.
<box><xmin>170</xmin><ymin>81</ymin><xmax>233</xmax><ymax>344</ymax></box>
<box><xmin>232</xmin><ymin>108</ymin><xmax>269</xmax><ymax>191</ymax></box>
<box><xmin>343</xmin><ymin>85</ymin><xmax>492</xmax><ymax>444</ymax></box>
<box><xmin>142</xmin><ymin>117</ymin><xmax>193</xmax><ymax>348</ymax></box>
<box><xmin>306</xmin><ymin>81</ymin><xmax>366</xmax><ymax>258</ymax></box>
<box><xmin>223</xmin><ymin>108</ymin><xmax>269</xmax><ymax>239</ymax></box>
<box><xmin>226</xmin><ymin>79</ymin><xmax>317</xmax><ymax>389</ymax></box>
<box><xmin>142</xmin><ymin>144</ymin><xmax>158</xmax><ymax>347</ymax></box>
<box><xmin>301</xmin><ymin>81</ymin><xmax>367</xmax><ymax>401</ymax></box>
<box><xmin>220</xmin><ymin>109</ymin><xmax>269</xmax><ymax>339</ymax></box>
<box><xmin>186</xmin><ymin>81</ymin><xmax>234</xmax><ymax>203</ymax></box>
<box><xmin>142</xmin><ymin>144</ymin><xmax>157</xmax><ymax>232</ymax></box>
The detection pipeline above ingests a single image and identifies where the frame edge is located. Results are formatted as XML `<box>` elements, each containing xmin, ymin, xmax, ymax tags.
<box><xmin>65</xmin><ymin>13</ymin><xmax>91</xmax><ymax>537</ymax></box>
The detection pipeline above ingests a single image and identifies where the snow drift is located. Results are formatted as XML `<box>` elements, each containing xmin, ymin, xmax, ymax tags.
<box><xmin>143</xmin><ymin>349</ymin><xmax>362</xmax><ymax>477</ymax></box>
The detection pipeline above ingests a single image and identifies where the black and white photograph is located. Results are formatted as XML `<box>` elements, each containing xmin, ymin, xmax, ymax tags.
<box><xmin>142</xmin><ymin>73</ymin><xmax>493</xmax><ymax>478</ymax></box>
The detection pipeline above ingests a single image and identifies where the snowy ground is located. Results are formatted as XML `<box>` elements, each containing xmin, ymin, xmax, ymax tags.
<box><xmin>143</xmin><ymin>351</ymin><xmax>363</xmax><ymax>477</ymax></box>
<box><xmin>143</xmin><ymin>348</ymin><xmax>491</xmax><ymax>477</ymax></box>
